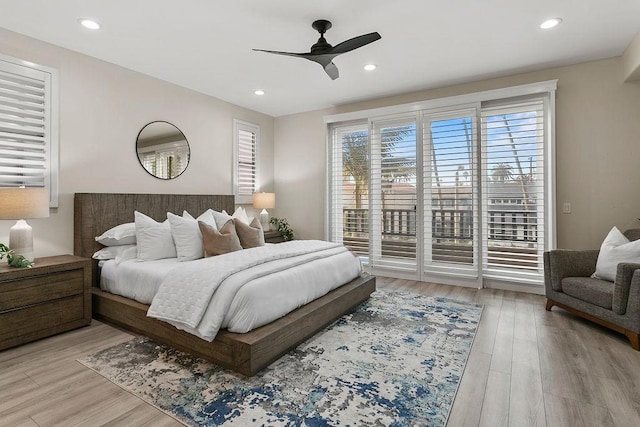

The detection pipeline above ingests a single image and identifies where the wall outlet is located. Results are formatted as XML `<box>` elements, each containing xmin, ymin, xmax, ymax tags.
<box><xmin>562</xmin><ymin>202</ymin><xmax>571</xmax><ymax>214</ymax></box>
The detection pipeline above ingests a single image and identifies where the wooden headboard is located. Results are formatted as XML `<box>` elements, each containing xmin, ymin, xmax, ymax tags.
<box><xmin>74</xmin><ymin>193</ymin><xmax>235</xmax><ymax>284</ymax></box>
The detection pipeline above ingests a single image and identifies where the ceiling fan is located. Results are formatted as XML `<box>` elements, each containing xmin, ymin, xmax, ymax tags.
<box><xmin>253</xmin><ymin>19</ymin><xmax>381</xmax><ymax>80</ymax></box>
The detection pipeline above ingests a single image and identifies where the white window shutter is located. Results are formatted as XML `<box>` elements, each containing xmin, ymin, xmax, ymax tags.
<box><xmin>328</xmin><ymin>122</ymin><xmax>370</xmax><ymax>259</ymax></box>
<box><xmin>0</xmin><ymin>55</ymin><xmax>58</xmax><ymax>206</ymax></box>
<box><xmin>481</xmin><ymin>99</ymin><xmax>546</xmax><ymax>284</ymax></box>
<box><xmin>233</xmin><ymin>119</ymin><xmax>259</xmax><ymax>204</ymax></box>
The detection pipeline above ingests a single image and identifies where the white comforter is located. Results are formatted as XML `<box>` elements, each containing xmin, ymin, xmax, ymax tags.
<box><xmin>146</xmin><ymin>240</ymin><xmax>361</xmax><ymax>341</ymax></box>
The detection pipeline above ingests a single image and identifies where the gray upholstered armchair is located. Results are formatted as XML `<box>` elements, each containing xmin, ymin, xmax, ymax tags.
<box><xmin>544</xmin><ymin>229</ymin><xmax>640</xmax><ymax>350</ymax></box>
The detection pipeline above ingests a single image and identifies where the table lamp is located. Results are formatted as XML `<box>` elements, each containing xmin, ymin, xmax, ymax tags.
<box><xmin>0</xmin><ymin>187</ymin><xmax>50</xmax><ymax>262</ymax></box>
<box><xmin>252</xmin><ymin>192</ymin><xmax>275</xmax><ymax>228</ymax></box>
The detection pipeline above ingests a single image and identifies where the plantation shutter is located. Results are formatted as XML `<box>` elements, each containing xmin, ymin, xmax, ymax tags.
<box><xmin>369</xmin><ymin>116</ymin><xmax>417</xmax><ymax>272</ymax></box>
<box><xmin>233</xmin><ymin>120</ymin><xmax>259</xmax><ymax>203</ymax></box>
<box><xmin>140</xmin><ymin>152</ymin><xmax>156</xmax><ymax>176</ymax></box>
<box><xmin>328</xmin><ymin>122</ymin><xmax>370</xmax><ymax>259</ymax></box>
<box><xmin>0</xmin><ymin>57</ymin><xmax>56</xmax><ymax>205</ymax></box>
<box><xmin>480</xmin><ymin>98</ymin><xmax>546</xmax><ymax>284</ymax></box>
<box><xmin>423</xmin><ymin>110</ymin><xmax>478</xmax><ymax>279</ymax></box>
<box><xmin>326</xmin><ymin>80</ymin><xmax>555</xmax><ymax>289</ymax></box>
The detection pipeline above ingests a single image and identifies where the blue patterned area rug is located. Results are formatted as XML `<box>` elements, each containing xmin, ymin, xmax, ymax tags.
<box><xmin>78</xmin><ymin>290</ymin><xmax>482</xmax><ymax>426</ymax></box>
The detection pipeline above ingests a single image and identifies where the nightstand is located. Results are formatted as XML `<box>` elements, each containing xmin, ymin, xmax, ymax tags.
<box><xmin>264</xmin><ymin>230</ymin><xmax>285</xmax><ymax>243</ymax></box>
<box><xmin>0</xmin><ymin>255</ymin><xmax>92</xmax><ymax>351</ymax></box>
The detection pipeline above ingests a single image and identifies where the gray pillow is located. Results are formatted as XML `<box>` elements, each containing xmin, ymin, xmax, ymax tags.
<box><xmin>234</xmin><ymin>217</ymin><xmax>265</xmax><ymax>249</ymax></box>
<box><xmin>199</xmin><ymin>220</ymin><xmax>242</xmax><ymax>257</ymax></box>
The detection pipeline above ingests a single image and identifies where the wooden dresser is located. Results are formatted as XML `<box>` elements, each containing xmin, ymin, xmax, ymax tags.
<box><xmin>0</xmin><ymin>255</ymin><xmax>91</xmax><ymax>351</ymax></box>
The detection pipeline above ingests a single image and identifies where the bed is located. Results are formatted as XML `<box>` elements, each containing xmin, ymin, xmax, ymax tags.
<box><xmin>74</xmin><ymin>193</ymin><xmax>376</xmax><ymax>376</ymax></box>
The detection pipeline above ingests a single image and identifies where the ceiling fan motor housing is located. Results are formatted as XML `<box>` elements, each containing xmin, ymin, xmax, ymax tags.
<box><xmin>311</xmin><ymin>20</ymin><xmax>333</xmax><ymax>53</ymax></box>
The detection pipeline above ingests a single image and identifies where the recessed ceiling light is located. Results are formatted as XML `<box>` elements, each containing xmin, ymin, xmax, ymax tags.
<box><xmin>254</xmin><ymin>90</ymin><xmax>265</xmax><ymax>96</ymax></box>
<box><xmin>363</xmin><ymin>64</ymin><xmax>377</xmax><ymax>71</ymax></box>
<box><xmin>540</xmin><ymin>18</ymin><xmax>562</xmax><ymax>29</ymax></box>
<box><xmin>79</xmin><ymin>19</ymin><xmax>101</xmax><ymax>30</ymax></box>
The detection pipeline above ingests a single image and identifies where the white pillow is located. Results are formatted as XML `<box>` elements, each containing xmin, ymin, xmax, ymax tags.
<box><xmin>115</xmin><ymin>245</ymin><xmax>138</xmax><ymax>264</ymax></box>
<box><xmin>95</xmin><ymin>222</ymin><xmax>136</xmax><ymax>246</ymax></box>
<box><xmin>134</xmin><ymin>211</ymin><xmax>177</xmax><ymax>261</ymax></box>
<box><xmin>211</xmin><ymin>209</ymin><xmax>233</xmax><ymax>229</ymax></box>
<box><xmin>233</xmin><ymin>207</ymin><xmax>251</xmax><ymax>224</ymax></box>
<box><xmin>222</xmin><ymin>207</ymin><xmax>251</xmax><ymax>225</ymax></box>
<box><xmin>92</xmin><ymin>244</ymin><xmax>137</xmax><ymax>260</ymax></box>
<box><xmin>168</xmin><ymin>210</ymin><xmax>217</xmax><ymax>262</ymax></box>
<box><xmin>593</xmin><ymin>226</ymin><xmax>640</xmax><ymax>282</ymax></box>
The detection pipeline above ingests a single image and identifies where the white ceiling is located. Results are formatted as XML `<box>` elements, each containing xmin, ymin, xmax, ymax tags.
<box><xmin>1</xmin><ymin>0</ymin><xmax>639</xmax><ymax>117</ymax></box>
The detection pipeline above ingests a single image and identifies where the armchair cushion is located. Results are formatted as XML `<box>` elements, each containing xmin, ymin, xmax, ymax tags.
<box><xmin>562</xmin><ymin>277</ymin><xmax>613</xmax><ymax>310</ymax></box>
<box><xmin>545</xmin><ymin>249</ymin><xmax>599</xmax><ymax>291</ymax></box>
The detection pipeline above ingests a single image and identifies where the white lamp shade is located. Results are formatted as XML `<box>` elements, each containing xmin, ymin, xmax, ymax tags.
<box><xmin>252</xmin><ymin>192</ymin><xmax>275</xmax><ymax>209</ymax></box>
<box><xmin>0</xmin><ymin>187</ymin><xmax>49</xmax><ymax>262</ymax></box>
<box><xmin>0</xmin><ymin>187</ymin><xmax>50</xmax><ymax>219</ymax></box>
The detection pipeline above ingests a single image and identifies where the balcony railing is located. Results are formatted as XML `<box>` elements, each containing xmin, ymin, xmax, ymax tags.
<box><xmin>342</xmin><ymin>207</ymin><xmax>539</xmax><ymax>267</ymax></box>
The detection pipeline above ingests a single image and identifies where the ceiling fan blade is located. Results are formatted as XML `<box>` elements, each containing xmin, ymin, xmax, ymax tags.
<box><xmin>324</xmin><ymin>62</ymin><xmax>339</xmax><ymax>80</ymax></box>
<box><xmin>330</xmin><ymin>32</ymin><xmax>381</xmax><ymax>54</ymax></box>
<box><xmin>252</xmin><ymin>48</ymin><xmax>306</xmax><ymax>58</ymax></box>
<box><xmin>303</xmin><ymin>54</ymin><xmax>339</xmax><ymax>79</ymax></box>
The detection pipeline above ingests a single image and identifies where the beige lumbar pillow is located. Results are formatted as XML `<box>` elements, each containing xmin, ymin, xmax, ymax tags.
<box><xmin>234</xmin><ymin>217</ymin><xmax>265</xmax><ymax>249</ymax></box>
<box><xmin>199</xmin><ymin>220</ymin><xmax>243</xmax><ymax>257</ymax></box>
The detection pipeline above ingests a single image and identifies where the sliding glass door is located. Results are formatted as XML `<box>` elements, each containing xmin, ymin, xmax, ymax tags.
<box><xmin>329</xmin><ymin>123</ymin><xmax>370</xmax><ymax>258</ymax></box>
<box><xmin>423</xmin><ymin>109</ymin><xmax>479</xmax><ymax>281</ymax></box>
<box><xmin>369</xmin><ymin>116</ymin><xmax>418</xmax><ymax>274</ymax></box>
<box><xmin>328</xmin><ymin>84</ymin><xmax>554</xmax><ymax>289</ymax></box>
<box><xmin>329</xmin><ymin>117</ymin><xmax>418</xmax><ymax>275</ymax></box>
<box><xmin>481</xmin><ymin>99</ymin><xmax>547</xmax><ymax>285</ymax></box>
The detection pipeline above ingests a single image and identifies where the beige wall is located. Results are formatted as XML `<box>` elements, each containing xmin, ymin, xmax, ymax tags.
<box><xmin>274</xmin><ymin>57</ymin><xmax>640</xmax><ymax>249</ymax></box>
<box><xmin>623</xmin><ymin>32</ymin><xmax>640</xmax><ymax>82</ymax></box>
<box><xmin>0</xmin><ymin>28</ymin><xmax>275</xmax><ymax>258</ymax></box>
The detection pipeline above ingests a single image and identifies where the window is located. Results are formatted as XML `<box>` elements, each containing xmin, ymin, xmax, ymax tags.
<box><xmin>481</xmin><ymin>99</ymin><xmax>547</xmax><ymax>284</ymax></box>
<box><xmin>0</xmin><ymin>54</ymin><xmax>58</xmax><ymax>206</ymax></box>
<box><xmin>329</xmin><ymin>122</ymin><xmax>370</xmax><ymax>258</ymax></box>
<box><xmin>233</xmin><ymin>119</ymin><xmax>259</xmax><ymax>204</ymax></box>
<box><xmin>327</xmin><ymin>81</ymin><xmax>556</xmax><ymax>289</ymax></box>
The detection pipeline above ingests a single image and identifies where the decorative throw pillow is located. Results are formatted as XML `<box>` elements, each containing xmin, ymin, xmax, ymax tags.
<box><xmin>92</xmin><ymin>244</ymin><xmax>137</xmax><ymax>260</ymax></box>
<box><xmin>593</xmin><ymin>226</ymin><xmax>640</xmax><ymax>282</ymax></box>
<box><xmin>134</xmin><ymin>211</ymin><xmax>177</xmax><ymax>261</ymax></box>
<box><xmin>231</xmin><ymin>207</ymin><xmax>250</xmax><ymax>225</ymax></box>
<box><xmin>168</xmin><ymin>210</ymin><xmax>216</xmax><ymax>262</ymax></box>
<box><xmin>221</xmin><ymin>207</ymin><xmax>250</xmax><ymax>225</ymax></box>
<box><xmin>234</xmin><ymin>217</ymin><xmax>265</xmax><ymax>249</ymax></box>
<box><xmin>211</xmin><ymin>209</ymin><xmax>233</xmax><ymax>230</ymax></box>
<box><xmin>95</xmin><ymin>222</ymin><xmax>136</xmax><ymax>246</ymax></box>
<box><xmin>199</xmin><ymin>220</ymin><xmax>243</xmax><ymax>257</ymax></box>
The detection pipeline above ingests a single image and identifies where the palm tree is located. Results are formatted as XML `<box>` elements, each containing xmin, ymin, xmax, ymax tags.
<box><xmin>342</xmin><ymin>126</ymin><xmax>415</xmax><ymax>209</ymax></box>
<box><xmin>500</xmin><ymin>116</ymin><xmax>533</xmax><ymax>211</ymax></box>
<box><xmin>342</xmin><ymin>131</ymin><xmax>369</xmax><ymax>209</ymax></box>
<box><xmin>491</xmin><ymin>162</ymin><xmax>514</xmax><ymax>182</ymax></box>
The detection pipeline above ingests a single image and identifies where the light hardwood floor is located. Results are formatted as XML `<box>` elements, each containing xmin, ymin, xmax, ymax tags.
<box><xmin>1</xmin><ymin>277</ymin><xmax>640</xmax><ymax>426</ymax></box>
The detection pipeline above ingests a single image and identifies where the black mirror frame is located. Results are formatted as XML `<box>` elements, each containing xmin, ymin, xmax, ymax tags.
<box><xmin>135</xmin><ymin>121</ymin><xmax>190</xmax><ymax>180</ymax></box>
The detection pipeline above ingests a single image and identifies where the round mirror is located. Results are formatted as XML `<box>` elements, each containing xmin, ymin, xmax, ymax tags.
<box><xmin>136</xmin><ymin>121</ymin><xmax>190</xmax><ymax>179</ymax></box>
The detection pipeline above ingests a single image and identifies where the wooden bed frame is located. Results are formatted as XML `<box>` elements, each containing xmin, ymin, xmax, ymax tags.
<box><xmin>74</xmin><ymin>193</ymin><xmax>376</xmax><ymax>376</ymax></box>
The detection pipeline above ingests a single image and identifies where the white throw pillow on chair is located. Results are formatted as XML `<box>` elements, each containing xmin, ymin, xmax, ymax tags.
<box><xmin>593</xmin><ymin>226</ymin><xmax>640</xmax><ymax>282</ymax></box>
